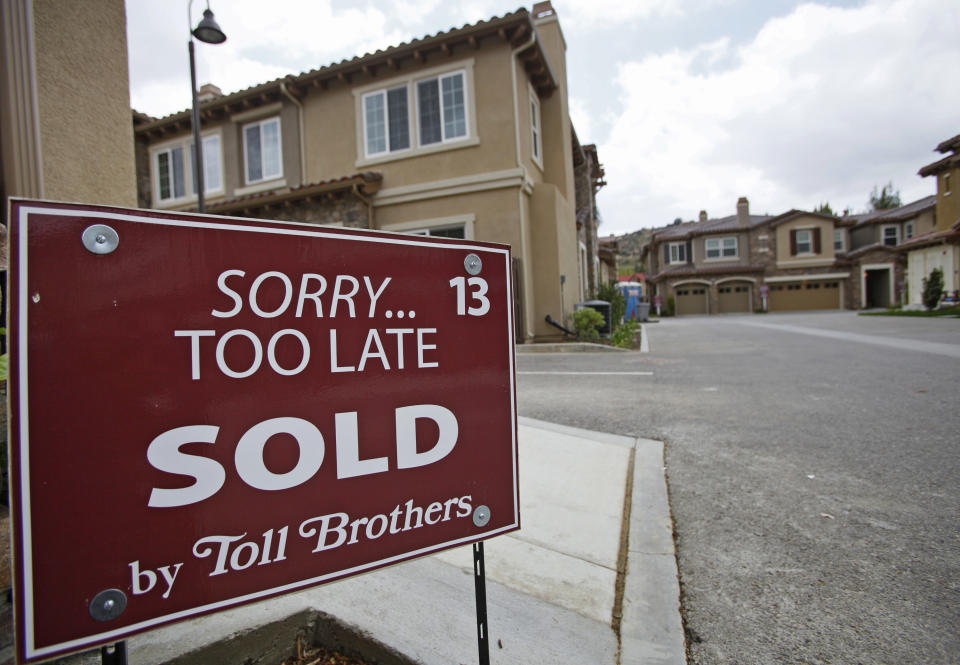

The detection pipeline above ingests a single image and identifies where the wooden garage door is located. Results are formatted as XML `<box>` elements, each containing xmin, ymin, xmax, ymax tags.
<box><xmin>676</xmin><ymin>286</ymin><xmax>708</xmax><ymax>315</ymax></box>
<box><xmin>717</xmin><ymin>282</ymin><xmax>751</xmax><ymax>313</ymax></box>
<box><xmin>768</xmin><ymin>280</ymin><xmax>841</xmax><ymax>311</ymax></box>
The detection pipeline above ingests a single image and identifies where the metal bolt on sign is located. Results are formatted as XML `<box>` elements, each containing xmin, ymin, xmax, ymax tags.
<box><xmin>464</xmin><ymin>253</ymin><xmax>482</xmax><ymax>275</ymax></box>
<box><xmin>89</xmin><ymin>589</ymin><xmax>127</xmax><ymax>622</ymax></box>
<box><xmin>472</xmin><ymin>505</ymin><xmax>491</xmax><ymax>527</ymax></box>
<box><xmin>82</xmin><ymin>224</ymin><xmax>120</xmax><ymax>255</ymax></box>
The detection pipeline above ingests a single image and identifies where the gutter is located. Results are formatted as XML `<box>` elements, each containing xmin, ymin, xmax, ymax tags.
<box><xmin>511</xmin><ymin>24</ymin><xmax>538</xmax><ymax>341</ymax></box>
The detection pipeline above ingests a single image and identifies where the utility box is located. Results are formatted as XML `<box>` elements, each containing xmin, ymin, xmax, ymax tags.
<box><xmin>575</xmin><ymin>300</ymin><xmax>612</xmax><ymax>334</ymax></box>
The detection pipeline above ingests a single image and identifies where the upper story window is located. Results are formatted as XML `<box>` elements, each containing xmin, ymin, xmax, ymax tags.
<box><xmin>945</xmin><ymin>172</ymin><xmax>952</xmax><ymax>195</ymax></box>
<box><xmin>705</xmin><ymin>236</ymin><xmax>737</xmax><ymax>259</ymax></box>
<box><xmin>356</xmin><ymin>61</ymin><xmax>476</xmax><ymax>165</ymax></box>
<box><xmin>834</xmin><ymin>229</ymin><xmax>845</xmax><ymax>251</ymax></box>
<box><xmin>882</xmin><ymin>225</ymin><xmax>900</xmax><ymax>246</ymax></box>
<box><xmin>157</xmin><ymin>146</ymin><xmax>185</xmax><ymax>202</ymax></box>
<box><xmin>795</xmin><ymin>229</ymin><xmax>814</xmax><ymax>254</ymax></box>
<box><xmin>364</xmin><ymin>86</ymin><xmax>410</xmax><ymax>156</ymax></box>
<box><xmin>668</xmin><ymin>241</ymin><xmax>688</xmax><ymax>263</ymax></box>
<box><xmin>153</xmin><ymin>133</ymin><xmax>223</xmax><ymax>205</ymax></box>
<box><xmin>417</xmin><ymin>71</ymin><xmax>467</xmax><ymax>146</ymax></box>
<box><xmin>530</xmin><ymin>86</ymin><xmax>542</xmax><ymax>166</ymax></box>
<box><xmin>244</xmin><ymin>117</ymin><xmax>282</xmax><ymax>184</ymax></box>
<box><xmin>905</xmin><ymin>221</ymin><xmax>915</xmax><ymax>240</ymax></box>
<box><xmin>409</xmin><ymin>224</ymin><xmax>465</xmax><ymax>239</ymax></box>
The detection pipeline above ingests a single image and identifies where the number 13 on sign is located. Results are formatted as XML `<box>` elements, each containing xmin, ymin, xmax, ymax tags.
<box><xmin>449</xmin><ymin>276</ymin><xmax>490</xmax><ymax>316</ymax></box>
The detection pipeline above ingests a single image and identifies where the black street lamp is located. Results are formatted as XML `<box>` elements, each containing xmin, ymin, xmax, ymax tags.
<box><xmin>189</xmin><ymin>1</ymin><xmax>226</xmax><ymax>213</ymax></box>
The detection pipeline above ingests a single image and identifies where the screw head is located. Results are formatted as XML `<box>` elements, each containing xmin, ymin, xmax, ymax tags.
<box><xmin>464</xmin><ymin>253</ymin><xmax>482</xmax><ymax>276</ymax></box>
<box><xmin>82</xmin><ymin>224</ymin><xmax>119</xmax><ymax>255</ymax></box>
<box><xmin>472</xmin><ymin>504</ymin><xmax>491</xmax><ymax>527</ymax></box>
<box><xmin>90</xmin><ymin>588</ymin><xmax>127</xmax><ymax>622</ymax></box>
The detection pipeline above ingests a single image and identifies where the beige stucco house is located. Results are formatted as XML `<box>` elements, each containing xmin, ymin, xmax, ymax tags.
<box><xmin>133</xmin><ymin>2</ymin><xmax>600</xmax><ymax>342</ymax></box>
<box><xmin>901</xmin><ymin>133</ymin><xmax>960</xmax><ymax>306</ymax></box>
<box><xmin>1</xmin><ymin>0</ymin><xmax>137</xmax><ymax>217</ymax></box>
<box><xmin>642</xmin><ymin>193</ymin><xmax>940</xmax><ymax>315</ymax></box>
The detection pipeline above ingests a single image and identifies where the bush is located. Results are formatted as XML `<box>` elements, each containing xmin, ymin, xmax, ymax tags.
<box><xmin>666</xmin><ymin>295</ymin><xmax>676</xmax><ymax>317</ymax></box>
<box><xmin>922</xmin><ymin>268</ymin><xmax>945</xmax><ymax>310</ymax></box>
<box><xmin>592</xmin><ymin>281</ymin><xmax>626</xmax><ymax>325</ymax></box>
<box><xmin>610</xmin><ymin>319</ymin><xmax>639</xmax><ymax>349</ymax></box>
<box><xmin>573</xmin><ymin>307</ymin><xmax>605</xmax><ymax>341</ymax></box>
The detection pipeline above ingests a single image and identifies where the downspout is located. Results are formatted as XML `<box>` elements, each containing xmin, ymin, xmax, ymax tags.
<box><xmin>279</xmin><ymin>82</ymin><xmax>306</xmax><ymax>186</ymax></box>
<box><xmin>511</xmin><ymin>27</ymin><xmax>538</xmax><ymax>342</ymax></box>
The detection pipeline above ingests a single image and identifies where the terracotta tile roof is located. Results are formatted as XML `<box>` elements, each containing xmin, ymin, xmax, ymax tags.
<box><xmin>935</xmin><ymin>133</ymin><xmax>960</xmax><ymax>153</ymax></box>
<box><xmin>846</xmin><ymin>195</ymin><xmax>936</xmax><ymax>226</ymax></box>
<box><xmin>895</xmin><ymin>227</ymin><xmax>960</xmax><ymax>251</ymax></box>
<box><xmin>918</xmin><ymin>151</ymin><xmax>960</xmax><ymax>177</ymax></box>
<box><xmin>651</xmin><ymin>214</ymin><xmax>772</xmax><ymax>241</ymax></box>
<box><xmin>201</xmin><ymin>173</ymin><xmax>382</xmax><ymax>213</ymax></box>
<box><xmin>134</xmin><ymin>8</ymin><xmax>555</xmax><ymax>130</ymax></box>
<box><xmin>650</xmin><ymin>264</ymin><xmax>766</xmax><ymax>281</ymax></box>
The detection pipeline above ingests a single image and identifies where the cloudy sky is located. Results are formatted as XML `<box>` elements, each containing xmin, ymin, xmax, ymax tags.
<box><xmin>126</xmin><ymin>0</ymin><xmax>960</xmax><ymax>236</ymax></box>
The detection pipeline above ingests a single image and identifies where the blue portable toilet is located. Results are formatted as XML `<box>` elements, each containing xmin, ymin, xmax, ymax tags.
<box><xmin>617</xmin><ymin>281</ymin><xmax>644</xmax><ymax>321</ymax></box>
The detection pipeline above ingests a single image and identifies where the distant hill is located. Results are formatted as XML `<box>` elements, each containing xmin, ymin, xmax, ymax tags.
<box><xmin>615</xmin><ymin>228</ymin><xmax>654</xmax><ymax>275</ymax></box>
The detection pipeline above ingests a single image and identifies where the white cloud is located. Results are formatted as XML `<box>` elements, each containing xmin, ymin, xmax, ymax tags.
<box><xmin>597</xmin><ymin>0</ymin><xmax>960</xmax><ymax>232</ymax></box>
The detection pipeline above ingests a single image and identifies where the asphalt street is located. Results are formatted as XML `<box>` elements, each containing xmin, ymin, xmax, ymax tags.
<box><xmin>516</xmin><ymin>311</ymin><xmax>960</xmax><ymax>665</ymax></box>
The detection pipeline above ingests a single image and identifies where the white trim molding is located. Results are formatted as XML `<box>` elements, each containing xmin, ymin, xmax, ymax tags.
<box><xmin>380</xmin><ymin>213</ymin><xmax>476</xmax><ymax>240</ymax></box>
<box><xmin>373</xmin><ymin>168</ymin><xmax>527</xmax><ymax>207</ymax></box>
<box><xmin>716</xmin><ymin>276</ymin><xmax>758</xmax><ymax>285</ymax></box>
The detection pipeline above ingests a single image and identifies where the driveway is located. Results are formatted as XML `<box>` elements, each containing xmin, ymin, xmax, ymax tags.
<box><xmin>516</xmin><ymin>311</ymin><xmax>960</xmax><ymax>665</ymax></box>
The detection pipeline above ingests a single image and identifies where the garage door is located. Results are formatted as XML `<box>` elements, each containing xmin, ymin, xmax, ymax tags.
<box><xmin>675</xmin><ymin>286</ymin><xmax>708</xmax><ymax>315</ymax></box>
<box><xmin>717</xmin><ymin>282</ymin><xmax>751</xmax><ymax>313</ymax></box>
<box><xmin>768</xmin><ymin>280</ymin><xmax>841</xmax><ymax>311</ymax></box>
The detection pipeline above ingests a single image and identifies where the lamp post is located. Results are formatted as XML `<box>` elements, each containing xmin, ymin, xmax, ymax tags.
<box><xmin>188</xmin><ymin>1</ymin><xmax>226</xmax><ymax>213</ymax></box>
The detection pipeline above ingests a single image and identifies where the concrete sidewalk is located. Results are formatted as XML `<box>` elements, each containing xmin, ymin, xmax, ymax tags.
<box><xmin>62</xmin><ymin>419</ymin><xmax>685</xmax><ymax>665</ymax></box>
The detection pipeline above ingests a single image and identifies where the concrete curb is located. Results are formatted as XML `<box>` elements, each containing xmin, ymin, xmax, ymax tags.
<box><xmin>621</xmin><ymin>438</ymin><xmax>686</xmax><ymax>665</ymax></box>
<box><xmin>515</xmin><ymin>342</ymin><xmax>630</xmax><ymax>353</ymax></box>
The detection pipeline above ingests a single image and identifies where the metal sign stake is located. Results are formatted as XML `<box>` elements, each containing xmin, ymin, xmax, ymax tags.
<box><xmin>101</xmin><ymin>641</ymin><xmax>127</xmax><ymax>665</ymax></box>
<box><xmin>473</xmin><ymin>541</ymin><xmax>490</xmax><ymax>665</ymax></box>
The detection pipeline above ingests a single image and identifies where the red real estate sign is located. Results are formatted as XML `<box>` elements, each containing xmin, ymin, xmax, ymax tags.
<box><xmin>6</xmin><ymin>200</ymin><xmax>519</xmax><ymax>663</ymax></box>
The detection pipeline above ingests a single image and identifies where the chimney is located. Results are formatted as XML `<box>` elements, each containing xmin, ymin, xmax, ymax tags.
<box><xmin>699</xmin><ymin>210</ymin><xmax>708</xmax><ymax>224</ymax></box>
<box><xmin>737</xmin><ymin>197</ymin><xmax>750</xmax><ymax>227</ymax></box>
<box><xmin>532</xmin><ymin>1</ymin><xmax>556</xmax><ymax>19</ymax></box>
<box><xmin>197</xmin><ymin>83</ymin><xmax>223</xmax><ymax>103</ymax></box>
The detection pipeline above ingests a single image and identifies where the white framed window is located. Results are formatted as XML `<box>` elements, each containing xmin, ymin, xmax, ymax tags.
<box><xmin>190</xmin><ymin>134</ymin><xmax>223</xmax><ymax>195</ymax></box>
<box><xmin>882</xmin><ymin>225</ymin><xmax>899</xmax><ymax>247</ymax></box>
<box><xmin>795</xmin><ymin>229</ymin><xmax>813</xmax><ymax>254</ymax></box>
<box><xmin>156</xmin><ymin>146</ymin><xmax>186</xmax><ymax>202</ymax></box>
<box><xmin>945</xmin><ymin>172</ymin><xmax>952</xmax><ymax>195</ymax></box>
<box><xmin>355</xmin><ymin>61</ymin><xmax>476</xmax><ymax>165</ymax></box>
<box><xmin>706</xmin><ymin>237</ymin><xmax>738</xmax><ymax>259</ymax></box>
<box><xmin>243</xmin><ymin>116</ymin><xmax>283</xmax><ymax>184</ymax></box>
<box><xmin>363</xmin><ymin>85</ymin><xmax>410</xmax><ymax>156</ymax></box>
<box><xmin>530</xmin><ymin>85</ymin><xmax>542</xmax><ymax>166</ymax></box>
<box><xmin>408</xmin><ymin>224</ymin><xmax>465</xmax><ymax>239</ymax></box>
<box><xmin>417</xmin><ymin>70</ymin><xmax>467</xmax><ymax>147</ymax></box>
<box><xmin>834</xmin><ymin>229</ymin><xmax>845</xmax><ymax>251</ymax></box>
<box><xmin>153</xmin><ymin>133</ymin><xmax>223</xmax><ymax>205</ymax></box>
<box><xmin>669</xmin><ymin>242</ymin><xmax>688</xmax><ymax>263</ymax></box>
<box><xmin>905</xmin><ymin>221</ymin><xmax>915</xmax><ymax>240</ymax></box>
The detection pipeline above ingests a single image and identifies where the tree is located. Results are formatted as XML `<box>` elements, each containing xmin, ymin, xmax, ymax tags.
<box><xmin>922</xmin><ymin>268</ymin><xmax>944</xmax><ymax>310</ymax></box>
<box><xmin>814</xmin><ymin>202</ymin><xmax>835</xmax><ymax>216</ymax></box>
<box><xmin>869</xmin><ymin>182</ymin><xmax>902</xmax><ymax>211</ymax></box>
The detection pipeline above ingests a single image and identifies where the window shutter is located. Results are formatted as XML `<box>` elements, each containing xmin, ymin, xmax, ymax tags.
<box><xmin>790</xmin><ymin>230</ymin><xmax>797</xmax><ymax>256</ymax></box>
<box><xmin>685</xmin><ymin>240</ymin><xmax>692</xmax><ymax>263</ymax></box>
<box><xmin>813</xmin><ymin>228</ymin><xmax>821</xmax><ymax>253</ymax></box>
<box><xmin>664</xmin><ymin>244</ymin><xmax>670</xmax><ymax>265</ymax></box>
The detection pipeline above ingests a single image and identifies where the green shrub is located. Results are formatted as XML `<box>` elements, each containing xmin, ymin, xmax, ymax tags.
<box><xmin>592</xmin><ymin>281</ymin><xmax>626</xmax><ymax>325</ymax></box>
<box><xmin>922</xmin><ymin>268</ymin><xmax>944</xmax><ymax>310</ymax></box>
<box><xmin>610</xmin><ymin>319</ymin><xmax>639</xmax><ymax>348</ymax></box>
<box><xmin>573</xmin><ymin>307</ymin><xmax>605</xmax><ymax>341</ymax></box>
<box><xmin>666</xmin><ymin>295</ymin><xmax>676</xmax><ymax>317</ymax></box>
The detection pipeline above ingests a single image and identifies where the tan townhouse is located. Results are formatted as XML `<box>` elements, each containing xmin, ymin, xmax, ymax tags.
<box><xmin>901</xmin><ymin>133</ymin><xmax>960</xmax><ymax>305</ymax></box>
<box><xmin>133</xmin><ymin>2</ymin><xmax>600</xmax><ymax>342</ymax></box>
<box><xmin>642</xmin><ymin>193</ymin><xmax>941</xmax><ymax>315</ymax></box>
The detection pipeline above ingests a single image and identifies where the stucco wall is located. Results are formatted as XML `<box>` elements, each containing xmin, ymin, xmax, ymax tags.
<box><xmin>775</xmin><ymin>216</ymin><xmax>838</xmax><ymax>266</ymax></box>
<box><xmin>935</xmin><ymin>165</ymin><xmax>960</xmax><ymax>231</ymax></box>
<box><xmin>33</xmin><ymin>0</ymin><xmax>136</xmax><ymax>206</ymax></box>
